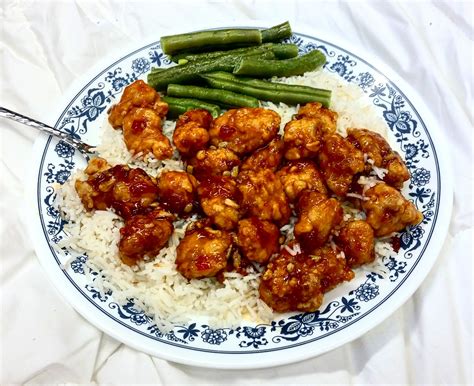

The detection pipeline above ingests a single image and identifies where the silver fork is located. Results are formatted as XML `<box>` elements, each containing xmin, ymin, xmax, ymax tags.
<box><xmin>0</xmin><ymin>106</ymin><xmax>97</xmax><ymax>161</ymax></box>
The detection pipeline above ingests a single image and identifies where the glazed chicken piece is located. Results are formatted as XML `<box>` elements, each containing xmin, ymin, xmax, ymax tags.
<box><xmin>83</xmin><ymin>157</ymin><xmax>111</xmax><ymax>175</ymax></box>
<box><xmin>259</xmin><ymin>241</ymin><xmax>355</xmax><ymax>313</ymax></box>
<box><xmin>346</xmin><ymin>128</ymin><xmax>410</xmax><ymax>189</ymax></box>
<box><xmin>277</xmin><ymin>160</ymin><xmax>328</xmax><ymax>202</ymax></box>
<box><xmin>122</xmin><ymin>108</ymin><xmax>173</xmax><ymax>160</ymax></box>
<box><xmin>362</xmin><ymin>182</ymin><xmax>423</xmax><ymax>237</ymax></box>
<box><xmin>175</xmin><ymin>226</ymin><xmax>232</xmax><ymax>279</ymax></box>
<box><xmin>172</xmin><ymin>109</ymin><xmax>212</xmax><ymax>158</ymax></box>
<box><xmin>295</xmin><ymin>102</ymin><xmax>338</xmax><ymax>134</ymax></box>
<box><xmin>240</xmin><ymin>136</ymin><xmax>284</xmax><ymax>172</ymax></box>
<box><xmin>310</xmin><ymin>245</ymin><xmax>355</xmax><ymax>293</ymax></box>
<box><xmin>283</xmin><ymin>117</ymin><xmax>323</xmax><ymax>160</ymax></box>
<box><xmin>318</xmin><ymin>133</ymin><xmax>365</xmax><ymax>196</ymax></box>
<box><xmin>118</xmin><ymin>207</ymin><xmax>174</xmax><ymax>266</ymax></box>
<box><xmin>294</xmin><ymin>191</ymin><xmax>343</xmax><ymax>254</ymax></box>
<box><xmin>197</xmin><ymin>175</ymin><xmax>241</xmax><ymax>230</ymax></box>
<box><xmin>156</xmin><ymin>171</ymin><xmax>198</xmax><ymax>215</ymax></box>
<box><xmin>259</xmin><ymin>247</ymin><xmax>324</xmax><ymax>313</ymax></box>
<box><xmin>236</xmin><ymin>169</ymin><xmax>291</xmax><ymax>226</ymax></box>
<box><xmin>176</xmin><ymin>108</ymin><xmax>213</xmax><ymax>128</ymax></box>
<box><xmin>75</xmin><ymin>158</ymin><xmax>159</xmax><ymax>219</ymax></box>
<box><xmin>236</xmin><ymin>217</ymin><xmax>280</xmax><ymax>264</ymax></box>
<box><xmin>335</xmin><ymin>220</ymin><xmax>375</xmax><ymax>267</ymax></box>
<box><xmin>108</xmin><ymin>80</ymin><xmax>168</xmax><ymax>128</ymax></box>
<box><xmin>188</xmin><ymin>148</ymin><xmax>240</xmax><ymax>179</ymax></box>
<box><xmin>209</xmin><ymin>107</ymin><xmax>280</xmax><ymax>155</ymax></box>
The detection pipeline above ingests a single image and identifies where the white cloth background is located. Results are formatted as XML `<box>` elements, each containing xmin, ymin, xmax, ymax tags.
<box><xmin>1</xmin><ymin>0</ymin><xmax>472</xmax><ymax>384</ymax></box>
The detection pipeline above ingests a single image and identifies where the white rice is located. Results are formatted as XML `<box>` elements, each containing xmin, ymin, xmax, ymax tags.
<box><xmin>56</xmin><ymin>69</ymin><xmax>393</xmax><ymax>328</ymax></box>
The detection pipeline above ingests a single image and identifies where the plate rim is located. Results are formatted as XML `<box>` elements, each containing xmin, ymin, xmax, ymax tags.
<box><xmin>26</xmin><ymin>21</ymin><xmax>454</xmax><ymax>369</ymax></box>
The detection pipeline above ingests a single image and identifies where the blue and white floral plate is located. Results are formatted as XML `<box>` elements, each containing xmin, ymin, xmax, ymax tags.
<box><xmin>29</xmin><ymin>24</ymin><xmax>452</xmax><ymax>369</ymax></box>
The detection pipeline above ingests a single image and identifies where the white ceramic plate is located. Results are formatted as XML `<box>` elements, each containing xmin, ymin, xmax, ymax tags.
<box><xmin>29</xmin><ymin>25</ymin><xmax>452</xmax><ymax>369</ymax></box>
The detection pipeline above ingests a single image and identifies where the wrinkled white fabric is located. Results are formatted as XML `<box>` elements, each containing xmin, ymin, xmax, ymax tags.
<box><xmin>1</xmin><ymin>0</ymin><xmax>472</xmax><ymax>384</ymax></box>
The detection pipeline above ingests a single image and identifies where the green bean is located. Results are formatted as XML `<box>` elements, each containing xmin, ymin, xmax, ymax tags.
<box><xmin>201</xmin><ymin>73</ymin><xmax>331</xmax><ymax>107</ymax></box>
<box><xmin>204</xmin><ymin>71</ymin><xmax>330</xmax><ymax>96</ymax></box>
<box><xmin>160</xmin><ymin>28</ymin><xmax>262</xmax><ymax>55</ymax></box>
<box><xmin>167</xmin><ymin>84</ymin><xmax>259</xmax><ymax>108</ymax></box>
<box><xmin>261</xmin><ymin>21</ymin><xmax>292</xmax><ymax>42</ymax></box>
<box><xmin>233</xmin><ymin>49</ymin><xmax>326</xmax><ymax>78</ymax></box>
<box><xmin>147</xmin><ymin>51</ymin><xmax>275</xmax><ymax>90</ymax></box>
<box><xmin>271</xmin><ymin>44</ymin><xmax>299</xmax><ymax>59</ymax></box>
<box><xmin>162</xmin><ymin>96</ymin><xmax>221</xmax><ymax>118</ymax></box>
<box><xmin>170</xmin><ymin>43</ymin><xmax>298</xmax><ymax>63</ymax></box>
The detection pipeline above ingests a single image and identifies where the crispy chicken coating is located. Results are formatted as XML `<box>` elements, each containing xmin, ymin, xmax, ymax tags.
<box><xmin>318</xmin><ymin>133</ymin><xmax>365</xmax><ymax>196</ymax></box>
<box><xmin>259</xmin><ymin>242</ymin><xmax>355</xmax><ymax>313</ymax></box>
<box><xmin>346</xmin><ymin>128</ymin><xmax>410</xmax><ymax>189</ymax></box>
<box><xmin>237</xmin><ymin>169</ymin><xmax>291</xmax><ymax>226</ymax></box>
<box><xmin>118</xmin><ymin>207</ymin><xmax>174</xmax><ymax>266</ymax></box>
<box><xmin>240</xmin><ymin>136</ymin><xmax>284</xmax><ymax>172</ymax></box>
<box><xmin>156</xmin><ymin>171</ymin><xmax>198</xmax><ymax>216</ymax></box>
<box><xmin>335</xmin><ymin>220</ymin><xmax>375</xmax><ymax>267</ymax></box>
<box><xmin>296</xmin><ymin>102</ymin><xmax>338</xmax><ymax>134</ymax></box>
<box><xmin>197</xmin><ymin>175</ymin><xmax>241</xmax><ymax>230</ymax></box>
<box><xmin>362</xmin><ymin>182</ymin><xmax>423</xmax><ymax>237</ymax></box>
<box><xmin>277</xmin><ymin>160</ymin><xmax>327</xmax><ymax>202</ymax></box>
<box><xmin>188</xmin><ymin>148</ymin><xmax>240</xmax><ymax>179</ymax></box>
<box><xmin>108</xmin><ymin>80</ymin><xmax>168</xmax><ymax>128</ymax></box>
<box><xmin>122</xmin><ymin>108</ymin><xmax>173</xmax><ymax>160</ymax></box>
<box><xmin>294</xmin><ymin>191</ymin><xmax>343</xmax><ymax>254</ymax></box>
<box><xmin>310</xmin><ymin>245</ymin><xmax>355</xmax><ymax>293</ymax></box>
<box><xmin>175</xmin><ymin>226</ymin><xmax>232</xmax><ymax>279</ymax></box>
<box><xmin>236</xmin><ymin>217</ymin><xmax>280</xmax><ymax>263</ymax></box>
<box><xmin>173</xmin><ymin>109</ymin><xmax>212</xmax><ymax>158</ymax></box>
<box><xmin>83</xmin><ymin>157</ymin><xmax>110</xmax><ymax>175</ymax></box>
<box><xmin>176</xmin><ymin>109</ymin><xmax>213</xmax><ymax>129</ymax></box>
<box><xmin>209</xmin><ymin>107</ymin><xmax>280</xmax><ymax>155</ymax></box>
<box><xmin>75</xmin><ymin>158</ymin><xmax>159</xmax><ymax>219</ymax></box>
<box><xmin>259</xmin><ymin>248</ymin><xmax>324</xmax><ymax>313</ymax></box>
<box><xmin>283</xmin><ymin>117</ymin><xmax>323</xmax><ymax>160</ymax></box>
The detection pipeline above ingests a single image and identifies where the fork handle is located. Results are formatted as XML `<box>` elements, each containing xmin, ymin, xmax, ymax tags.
<box><xmin>0</xmin><ymin>106</ymin><xmax>93</xmax><ymax>154</ymax></box>
<box><xmin>1</xmin><ymin>106</ymin><xmax>69</xmax><ymax>138</ymax></box>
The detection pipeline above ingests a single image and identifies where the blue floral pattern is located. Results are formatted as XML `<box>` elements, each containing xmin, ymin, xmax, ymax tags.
<box><xmin>37</xmin><ymin>32</ymin><xmax>440</xmax><ymax>353</ymax></box>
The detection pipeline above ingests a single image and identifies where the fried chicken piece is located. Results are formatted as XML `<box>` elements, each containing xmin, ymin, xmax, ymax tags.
<box><xmin>156</xmin><ymin>171</ymin><xmax>198</xmax><ymax>216</ymax></box>
<box><xmin>108</xmin><ymin>80</ymin><xmax>168</xmax><ymax>128</ymax></box>
<box><xmin>83</xmin><ymin>157</ymin><xmax>111</xmax><ymax>175</ymax></box>
<box><xmin>362</xmin><ymin>182</ymin><xmax>423</xmax><ymax>237</ymax></box>
<box><xmin>122</xmin><ymin>108</ymin><xmax>173</xmax><ymax>160</ymax></box>
<box><xmin>318</xmin><ymin>133</ymin><xmax>365</xmax><ymax>196</ymax></box>
<box><xmin>259</xmin><ymin>247</ymin><xmax>324</xmax><ymax>313</ymax></box>
<box><xmin>118</xmin><ymin>207</ymin><xmax>174</xmax><ymax>266</ymax></box>
<box><xmin>237</xmin><ymin>169</ymin><xmax>291</xmax><ymax>226</ymax></box>
<box><xmin>175</xmin><ymin>226</ymin><xmax>232</xmax><ymax>279</ymax></box>
<box><xmin>236</xmin><ymin>217</ymin><xmax>280</xmax><ymax>264</ymax></box>
<box><xmin>173</xmin><ymin>109</ymin><xmax>212</xmax><ymax>158</ymax></box>
<box><xmin>75</xmin><ymin>159</ymin><xmax>159</xmax><ymax>219</ymax></box>
<box><xmin>283</xmin><ymin>117</ymin><xmax>323</xmax><ymax>160</ymax></box>
<box><xmin>335</xmin><ymin>220</ymin><xmax>375</xmax><ymax>267</ymax></box>
<box><xmin>310</xmin><ymin>245</ymin><xmax>355</xmax><ymax>293</ymax></box>
<box><xmin>296</xmin><ymin>102</ymin><xmax>338</xmax><ymax>134</ymax></box>
<box><xmin>209</xmin><ymin>107</ymin><xmax>280</xmax><ymax>155</ymax></box>
<box><xmin>176</xmin><ymin>108</ymin><xmax>213</xmax><ymax>129</ymax></box>
<box><xmin>294</xmin><ymin>191</ymin><xmax>343</xmax><ymax>254</ymax></box>
<box><xmin>188</xmin><ymin>148</ymin><xmax>240</xmax><ymax>179</ymax></box>
<box><xmin>197</xmin><ymin>175</ymin><xmax>241</xmax><ymax>230</ymax></box>
<box><xmin>277</xmin><ymin>160</ymin><xmax>327</xmax><ymax>202</ymax></box>
<box><xmin>259</xmin><ymin>241</ymin><xmax>355</xmax><ymax>313</ymax></box>
<box><xmin>346</xmin><ymin>128</ymin><xmax>410</xmax><ymax>189</ymax></box>
<box><xmin>240</xmin><ymin>136</ymin><xmax>284</xmax><ymax>172</ymax></box>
